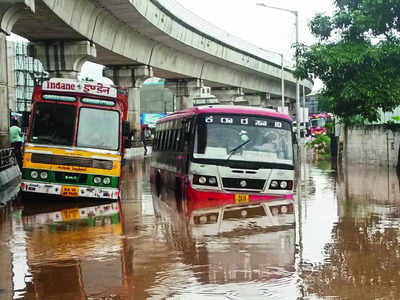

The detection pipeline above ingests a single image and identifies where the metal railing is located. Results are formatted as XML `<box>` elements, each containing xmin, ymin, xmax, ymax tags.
<box><xmin>0</xmin><ymin>148</ymin><xmax>16</xmax><ymax>171</ymax></box>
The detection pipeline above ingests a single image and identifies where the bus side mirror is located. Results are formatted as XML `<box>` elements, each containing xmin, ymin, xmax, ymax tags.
<box><xmin>22</xmin><ymin>111</ymin><xmax>30</xmax><ymax>128</ymax></box>
<box><xmin>122</xmin><ymin>121</ymin><xmax>130</xmax><ymax>137</ymax></box>
<box><xmin>122</xmin><ymin>121</ymin><xmax>132</xmax><ymax>148</ymax></box>
<box><xmin>124</xmin><ymin>136</ymin><xmax>132</xmax><ymax>149</ymax></box>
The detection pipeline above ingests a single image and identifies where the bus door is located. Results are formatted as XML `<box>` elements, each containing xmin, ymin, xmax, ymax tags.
<box><xmin>175</xmin><ymin>118</ymin><xmax>193</xmax><ymax>205</ymax></box>
<box><xmin>174</xmin><ymin>118</ymin><xmax>190</xmax><ymax>175</ymax></box>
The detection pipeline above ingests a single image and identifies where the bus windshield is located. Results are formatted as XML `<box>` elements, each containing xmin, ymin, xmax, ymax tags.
<box><xmin>29</xmin><ymin>102</ymin><xmax>76</xmax><ymax>146</ymax></box>
<box><xmin>77</xmin><ymin>108</ymin><xmax>120</xmax><ymax>151</ymax></box>
<box><xmin>193</xmin><ymin>114</ymin><xmax>293</xmax><ymax>164</ymax></box>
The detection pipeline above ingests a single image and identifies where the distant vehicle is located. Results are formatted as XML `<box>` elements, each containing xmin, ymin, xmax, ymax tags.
<box><xmin>310</xmin><ymin>113</ymin><xmax>332</xmax><ymax>136</ymax></box>
<box><xmin>150</xmin><ymin>105</ymin><xmax>295</xmax><ymax>225</ymax></box>
<box><xmin>21</xmin><ymin>78</ymin><xmax>131</xmax><ymax>200</ymax></box>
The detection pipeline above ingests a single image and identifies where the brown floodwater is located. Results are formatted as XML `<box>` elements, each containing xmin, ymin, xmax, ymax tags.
<box><xmin>1</xmin><ymin>154</ymin><xmax>400</xmax><ymax>300</ymax></box>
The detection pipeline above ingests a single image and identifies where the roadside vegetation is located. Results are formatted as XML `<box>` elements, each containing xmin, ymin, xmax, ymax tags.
<box><xmin>295</xmin><ymin>0</ymin><xmax>400</xmax><ymax>125</ymax></box>
<box><xmin>306</xmin><ymin>120</ymin><xmax>335</xmax><ymax>160</ymax></box>
<box><xmin>306</xmin><ymin>134</ymin><xmax>331</xmax><ymax>160</ymax></box>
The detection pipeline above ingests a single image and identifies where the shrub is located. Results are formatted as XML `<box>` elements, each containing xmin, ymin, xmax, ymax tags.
<box><xmin>306</xmin><ymin>134</ymin><xmax>331</xmax><ymax>154</ymax></box>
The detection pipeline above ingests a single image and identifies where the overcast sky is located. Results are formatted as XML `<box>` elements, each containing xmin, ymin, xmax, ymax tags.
<box><xmin>174</xmin><ymin>0</ymin><xmax>336</xmax><ymax>91</ymax></box>
<box><xmin>174</xmin><ymin>0</ymin><xmax>335</xmax><ymax>60</ymax></box>
<box><xmin>10</xmin><ymin>0</ymin><xmax>335</xmax><ymax>90</ymax></box>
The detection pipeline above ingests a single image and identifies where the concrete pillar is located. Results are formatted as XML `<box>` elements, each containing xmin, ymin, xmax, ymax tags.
<box><xmin>212</xmin><ymin>87</ymin><xmax>244</xmax><ymax>105</ymax></box>
<box><xmin>0</xmin><ymin>32</ymin><xmax>9</xmax><ymax>147</ymax></box>
<box><xmin>28</xmin><ymin>40</ymin><xmax>96</xmax><ymax>79</ymax></box>
<box><xmin>165</xmin><ymin>78</ymin><xmax>203</xmax><ymax>110</ymax></box>
<box><xmin>103</xmin><ymin>65</ymin><xmax>153</xmax><ymax>140</ymax></box>
<box><xmin>0</xmin><ymin>1</ymin><xmax>35</xmax><ymax>147</ymax></box>
<box><xmin>7</xmin><ymin>41</ymin><xmax>16</xmax><ymax>112</ymax></box>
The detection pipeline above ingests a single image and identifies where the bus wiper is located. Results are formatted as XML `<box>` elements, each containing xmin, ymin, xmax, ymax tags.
<box><xmin>226</xmin><ymin>139</ymin><xmax>250</xmax><ymax>161</ymax></box>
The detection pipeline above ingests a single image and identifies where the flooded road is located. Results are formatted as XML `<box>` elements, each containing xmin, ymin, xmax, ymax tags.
<box><xmin>1</xmin><ymin>155</ymin><xmax>400</xmax><ymax>299</ymax></box>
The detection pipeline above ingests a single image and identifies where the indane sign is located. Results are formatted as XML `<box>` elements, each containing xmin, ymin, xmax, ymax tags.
<box><xmin>42</xmin><ymin>78</ymin><xmax>117</xmax><ymax>98</ymax></box>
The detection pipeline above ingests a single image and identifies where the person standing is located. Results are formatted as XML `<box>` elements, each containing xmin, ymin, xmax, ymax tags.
<box><xmin>141</xmin><ymin>125</ymin><xmax>149</xmax><ymax>156</ymax></box>
<box><xmin>9</xmin><ymin>118</ymin><xmax>23</xmax><ymax>168</ymax></box>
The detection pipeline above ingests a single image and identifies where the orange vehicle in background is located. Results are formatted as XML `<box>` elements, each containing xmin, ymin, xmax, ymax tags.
<box><xmin>310</xmin><ymin>113</ymin><xmax>332</xmax><ymax>136</ymax></box>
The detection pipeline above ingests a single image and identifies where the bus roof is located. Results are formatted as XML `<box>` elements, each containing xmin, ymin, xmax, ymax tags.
<box><xmin>157</xmin><ymin>105</ymin><xmax>292</xmax><ymax>123</ymax></box>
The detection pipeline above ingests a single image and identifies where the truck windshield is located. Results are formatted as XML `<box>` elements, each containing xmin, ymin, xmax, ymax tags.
<box><xmin>193</xmin><ymin>115</ymin><xmax>293</xmax><ymax>164</ymax></box>
<box><xmin>311</xmin><ymin>118</ymin><xmax>326</xmax><ymax>127</ymax></box>
<box><xmin>29</xmin><ymin>102</ymin><xmax>76</xmax><ymax>146</ymax></box>
<box><xmin>77</xmin><ymin>108</ymin><xmax>120</xmax><ymax>151</ymax></box>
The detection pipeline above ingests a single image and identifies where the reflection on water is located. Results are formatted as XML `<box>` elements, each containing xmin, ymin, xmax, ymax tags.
<box><xmin>2</xmin><ymin>196</ymin><xmax>125</xmax><ymax>300</ymax></box>
<box><xmin>300</xmin><ymin>163</ymin><xmax>400</xmax><ymax>300</ymax></box>
<box><xmin>2</xmin><ymin>156</ymin><xmax>400</xmax><ymax>299</ymax></box>
<box><xmin>152</xmin><ymin>196</ymin><xmax>296</xmax><ymax>299</ymax></box>
<box><xmin>150</xmin><ymin>173</ymin><xmax>297</xmax><ymax>299</ymax></box>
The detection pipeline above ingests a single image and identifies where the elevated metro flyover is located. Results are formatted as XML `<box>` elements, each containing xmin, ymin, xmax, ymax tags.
<box><xmin>1</xmin><ymin>0</ymin><xmax>312</xmax><ymax>147</ymax></box>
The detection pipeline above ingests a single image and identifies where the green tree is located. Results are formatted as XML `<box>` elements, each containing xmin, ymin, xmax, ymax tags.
<box><xmin>317</xmin><ymin>94</ymin><xmax>331</xmax><ymax>113</ymax></box>
<box><xmin>295</xmin><ymin>0</ymin><xmax>400</xmax><ymax>122</ymax></box>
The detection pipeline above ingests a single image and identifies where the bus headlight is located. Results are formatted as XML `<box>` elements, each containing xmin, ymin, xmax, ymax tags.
<box><xmin>208</xmin><ymin>177</ymin><xmax>217</xmax><ymax>185</ymax></box>
<box><xmin>270</xmin><ymin>180</ymin><xmax>279</xmax><ymax>188</ymax></box>
<box><xmin>93</xmin><ymin>176</ymin><xmax>102</xmax><ymax>184</ymax></box>
<box><xmin>194</xmin><ymin>213</ymin><xmax>219</xmax><ymax>224</ymax></box>
<box><xmin>269</xmin><ymin>180</ymin><xmax>293</xmax><ymax>190</ymax></box>
<box><xmin>193</xmin><ymin>175</ymin><xmax>218</xmax><ymax>187</ymax></box>
<box><xmin>199</xmin><ymin>215</ymin><xmax>207</xmax><ymax>224</ymax></box>
<box><xmin>31</xmin><ymin>170</ymin><xmax>39</xmax><ymax>179</ymax></box>
<box><xmin>103</xmin><ymin>177</ymin><xmax>111</xmax><ymax>185</ymax></box>
<box><xmin>209</xmin><ymin>214</ymin><xmax>218</xmax><ymax>222</ymax></box>
<box><xmin>271</xmin><ymin>207</ymin><xmax>280</xmax><ymax>216</ymax></box>
<box><xmin>40</xmin><ymin>171</ymin><xmax>48</xmax><ymax>179</ymax></box>
<box><xmin>269</xmin><ymin>204</ymin><xmax>293</xmax><ymax>215</ymax></box>
<box><xmin>199</xmin><ymin>176</ymin><xmax>207</xmax><ymax>184</ymax></box>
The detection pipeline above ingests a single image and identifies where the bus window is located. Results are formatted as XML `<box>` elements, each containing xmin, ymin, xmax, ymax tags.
<box><xmin>168</xmin><ymin>130</ymin><xmax>172</xmax><ymax>151</ymax></box>
<box><xmin>172</xmin><ymin>129</ymin><xmax>178</xmax><ymax>151</ymax></box>
<box><xmin>161</xmin><ymin>130</ymin><xmax>166</xmax><ymax>151</ymax></box>
<box><xmin>77</xmin><ymin>108</ymin><xmax>120</xmax><ymax>151</ymax></box>
<box><xmin>177</xmin><ymin>127</ymin><xmax>185</xmax><ymax>152</ymax></box>
<box><xmin>153</xmin><ymin>131</ymin><xmax>158</xmax><ymax>151</ymax></box>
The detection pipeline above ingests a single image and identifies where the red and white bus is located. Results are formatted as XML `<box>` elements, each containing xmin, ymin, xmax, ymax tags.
<box><xmin>150</xmin><ymin>105</ymin><xmax>295</xmax><ymax>224</ymax></box>
<box><xmin>21</xmin><ymin>78</ymin><xmax>131</xmax><ymax>199</ymax></box>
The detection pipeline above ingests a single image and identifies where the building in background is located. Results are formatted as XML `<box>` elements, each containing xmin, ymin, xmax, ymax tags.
<box><xmin>140</xmin><ymin>79</ymin><xmax>174</xmax><ymax>114</ymax></box>
<box><xmin>306</xmin><ymin>93</ymin><xmax>320</xmax><ymax>115</ymax></box>
<box><xmin>9</xmin><ymin>41</ymin><xmax>47</xmax><ymax>113</ymax></box>
<box><xmin>7</xmin><ymin>42</ymin><xmax>15</xmax><ymax>113</ymax></box>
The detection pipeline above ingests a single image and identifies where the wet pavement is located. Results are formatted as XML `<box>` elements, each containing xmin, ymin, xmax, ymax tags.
<box><xmin>1</xmin><ymin>154</ymin><xmax>400</xmax><ymax>299</ymax></box>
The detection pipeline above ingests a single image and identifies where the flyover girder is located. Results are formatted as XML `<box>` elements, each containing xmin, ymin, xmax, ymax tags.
<box><xmin>9</xmin><ymin>0</ymin><xmax>311</xmax><ymax>99</ymax></box>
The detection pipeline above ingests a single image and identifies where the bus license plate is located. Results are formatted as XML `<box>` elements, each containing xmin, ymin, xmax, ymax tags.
<box><xmin>234</xmin><ymin>194</ymin><xmax>249</xmax><ymax>204</ymax></box>
<box><xmin>61</xmin><ymin>208</ymin><xmax>80</xmax><ymax>221</ymax></box>
<box><xmin>61</xmin><ymin>186</ymin><xmax>79</xmax><ymax>197</ymax></box>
